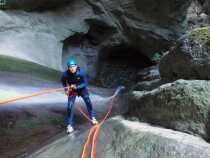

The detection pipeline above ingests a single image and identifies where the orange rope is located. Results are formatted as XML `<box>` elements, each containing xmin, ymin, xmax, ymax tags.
<box><xmin>90</xmin><ymin>125</ymin><xmax>100</xmax><ymax>158</ymax></box>
<box><xmin>81</xmin><ymin>98</ymin><xmax>115</xmax><ymax>158</ymax></box>
<box><xmin>80</xmin><ymin>126</ymin><xmax>97</xmax><ymax>158</ymax></box>
<box><xmin>77</xmin><ymin>105</ymin><xmax>92</xmax><ymax>122</ymax></box>
<box><xmin>0</xmin><ymin>86</ymin><xmax>117</xmax><ymax>158</ymax></box>
<box><xmin>0</xmin><ymin>86</ymin><xmax>94</xmax><ymax>129</ymax></box>
<box><xmin>91</xmin><ymin>99</ymin><xmax>114</xmax><ymax>158</ymax></box>
<box><xmin>0</xmin><ymin>87</ymin><xmax>65</xmax><ymax>105</ymax></box>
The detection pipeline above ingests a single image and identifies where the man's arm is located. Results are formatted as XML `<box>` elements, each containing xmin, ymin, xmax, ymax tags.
<box><xmin>76</xmin><ymin>69</ymin><xmax>88</xmax><ymax>90</ymax></box>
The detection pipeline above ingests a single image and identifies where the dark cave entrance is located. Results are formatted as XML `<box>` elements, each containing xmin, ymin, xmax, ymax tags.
<box><xmin>61</xmin><ymin>20</ymin><xmax>156</xmax><ymax>88</ymax></box>
<box><xmin>61</xmin><ymin>32</ymin><xmax>99</xmax><ymax>82</ymax></box>
<box><xmin>61</xmin><ymin>19</ymin><xmax>117</xmax><ymax>82</ymax></box>
<box><xmin>97</xmin><ymin>44</ymin><xmax>155</xmax><ymax>88</ymax></box>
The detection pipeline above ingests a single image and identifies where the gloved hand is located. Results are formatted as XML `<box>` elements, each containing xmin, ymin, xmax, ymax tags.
<box><xmin>65</xmin><ymin>85</ymin><xmax>76</xmax><ymax>96</ymax></box>
<box><xmin>70</xmin><ymin>84</ymin><xmax>77</xmax><ymax>90</ymax></box>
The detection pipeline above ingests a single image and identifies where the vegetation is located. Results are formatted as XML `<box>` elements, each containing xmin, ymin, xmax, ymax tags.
<box><xmin>0</xmin><ymin>55</ymin><xmax>62</xmax><ymax>82</ymax></box>
<box><xmin>48</xmin><ymin>115</ymin><xmax>65</xmax><ymax>126</ymax></box>
<box><xmin>188</xmin><ymin>26</ymin><xmax>210</xmax><ymax>44</ymax></box>
<box><xmin>151</xmin><ymin>52</ymin><xmax>162</xmax><ymax>63</ymax></box>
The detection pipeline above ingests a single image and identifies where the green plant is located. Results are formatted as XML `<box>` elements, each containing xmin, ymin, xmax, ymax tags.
<box><xmin>152</xmin><ymin>52</ymin><xmax>162</xmax><ymax>62</ymax></box>
<box><xmin>18</xmin><ymin>120</ymin><xmax>42</xmax><ymax>129</ymax></box>
<box><xmin>48</xmin><ymin>115</ymin><xmax>65</xmax><ymax>126</ymax></box>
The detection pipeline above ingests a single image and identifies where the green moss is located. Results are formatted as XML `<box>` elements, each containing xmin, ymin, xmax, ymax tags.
<box><xmin>188</xmin><ymin>26</ymin><xmax>210</xmax><ymax>44</ymax></box>
<box><xmin>0</xmin><ymin>55</ymin><xmax>62</xmax><ymax>82</ymax></box>
<box><xmin>18</xmin><ymin>120</ymin><xmax>43</xmax><ymax>129</ymax></box>
<box><xmin>48</xmin><ymin>115</ymin><xmax>65</xmax><ymax>126</ymax></box>
<box><xmin>0</xmin><ymin>128</ymin><xmax>14</xmax><ymax>135</ymax></box>
<box><xmin>151</xmin><ymin>52</ymin><xmax>162</xmax><ymax>62</ymax></box>
<box><xmin>16</xmin><ymin>116</ymin><xmax>64</xmax><ymax>129</ymax></box>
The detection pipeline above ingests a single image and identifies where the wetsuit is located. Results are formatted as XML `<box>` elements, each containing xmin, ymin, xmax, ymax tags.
<box><xmin>61</xmin><ymin>67</ymin><xmax>96</xmax><ymax>126</ymax></box>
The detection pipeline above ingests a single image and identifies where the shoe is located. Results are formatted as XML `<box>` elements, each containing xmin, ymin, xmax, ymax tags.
<box><xmin>91</xmin><ymin>117</ymin><xmax>98</xmax><ymax>125</ymax></box>
<box><xmin>66</xmin><ymin>125</ymin><xmax>74</xmax><ymax>134</ymax></box>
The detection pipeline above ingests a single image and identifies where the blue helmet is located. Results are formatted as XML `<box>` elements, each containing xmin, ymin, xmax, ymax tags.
<box><xmin>67</xmin><ymin>58</ymin><xmax>77</xmax><ymax>67</ymax></box>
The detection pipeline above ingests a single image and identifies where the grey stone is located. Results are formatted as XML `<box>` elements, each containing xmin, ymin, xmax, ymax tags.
<box><xmin>1</xmin><ymin>0</ymin><xmax>70</xmax><ymax>11</ymax></box>
<box><xmin>28</xmin><ymin>116</ymin><xmax>210</xmax><ymax>158</ymax></box>
<box><xmin>125</xmin><ymin>79</ymin><xmax>210</xmax><ymax>141</ymax></box>
<box><xmin>132</xmin><ymin>79</ymin><xmax>167</xmax><ymax>91</ymax></box>
<box><xmin>0</xmin><ymin>0</ymin><xmax>94</xmax><ymax>71</ymax></box>
<box><xmin>160</xmin><ymin>26</ymin><xmax>210</xmax><ymax>81</ymax></box>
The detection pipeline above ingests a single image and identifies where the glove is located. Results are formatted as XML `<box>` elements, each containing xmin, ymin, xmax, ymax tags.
<box><xmin>70</xmin><ymin>84</ymin><xmax>77</xmax><ymax>90</ymax></box>
<box><xmin>65</xmin><ymin>85</ymin><xmax>76</xmax><ymax>96</ymax></box>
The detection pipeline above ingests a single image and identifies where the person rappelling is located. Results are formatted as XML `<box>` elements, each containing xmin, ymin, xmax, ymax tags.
<box><xmin>61</xmin><ymin>58</ymin><xmax>98</xmax><ymax>134</ymax></box>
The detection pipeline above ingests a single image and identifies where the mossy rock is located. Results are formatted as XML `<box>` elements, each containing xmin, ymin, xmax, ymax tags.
<box><xmin>160</xmin><ymin>26</ymin><xmax>210</xmax><ymax>81</ymax></box>
<box><xmin>125</xmin><ymin>80</ymin><xmax>210</xmax><ymax>141</ymax></box>
<box><xmin>188</xmin><ymin>26</ymin><xmax>210</xmax><ymax>44</ymax></box>
<box><xmin>0</xmin><ymin>55</ymin><xmax>61</xmax><ymax>82</ymax></box>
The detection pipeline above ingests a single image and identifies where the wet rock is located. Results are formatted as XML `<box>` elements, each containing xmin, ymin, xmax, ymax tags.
<box><xmin>137</xmin><ymin>65</ymin><xmax>160</xmax><ymax>81</ymax></box>
<box><xmin>86</xmin><ymin>0</ymin><xmax>192</xmax><ymax>57</ymax></box>
<box><xmin>159</xmin><ymin>26</ymin><xmax>210</xmax><ymax>81</ymax></box>
<box><xmin>131</xmin><ymin>66</ymin><xmax>166</xmax><ymax>91</ymax></box>
<box><xmin>132</xmin><ymin>79</ymin><xmax>167</xmax><ymax>91</ymax></box>
<box><xmin>28</xmin><ymin>116</ymin><xmax>210</xmax><ymax>158</ymax></box>
<box><xmin>0</xmin><ymin>0</ymin><xmax>194</xmax><ymax>83</ymax></box>
<box><xmin>186</xmin><ymin>0</ymin><xmax>210</xmax><ymax>30</ymax></box>
<box><xmin>125</xmin><ymin>79</ymin><xmax>210</xmax><ymax>141</ymax></box>
<box><xmin>1</xmin><ymin>0</ymin><xmax>70</xmax><ymax>11</ymax></box>
<box><xmin>200</xmin><ymin>0</ymin><xmax>210</xmax><ymax>15</ymax></box>
<box><xmin>0</xmin><ymin>0</ymin><xmax>94</xmax><ymax>70</ymax></box>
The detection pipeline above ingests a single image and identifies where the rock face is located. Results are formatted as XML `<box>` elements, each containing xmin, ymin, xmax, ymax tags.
<box><xmin>132</xmin><ymin>79</ymin><xmax>166</xmax><ymax>91</ymax></box>
<box><xmin>159</xmin><ymin>26</ymin><xmax>210</xmax><ymax>81</ymax></box>
<box><xmin>84</xmin><ymin>0</ymin><xmax>193</xmax><ymax>86</ymax></box>
<box><xmin>186</xmin><ymin>0</ymin><xmax>210</xmax><ymax>30</ymax></box>
<box><xmin>0</xmin><ymin>0</ymin><xmax>94</xmax><ymax>71</ymax></box>
<box><xmin>0</xmin><ymin>0</ymin><xmax>195</xmax><ymax>85</ymax></box>
<box><xmin>1</xmin><ymin>0</ymin><xmax>70</xmax><ymax>11</ymax></box>
<box><xmin>131</xmin><ymin>66</ymin><xmax>165</xmax><ymax>91</ymax></box>
<box><xmin>125</xmin><ymin>79</ymin><xmax>210</xmax><ymax>141</ymax></box>
<box><xmin>0</xmin><ymin>70</ymin><xmax>117</xmax><ymax>158</ymax></box>
<box><xmin>85</xmin><ymin>0</ymin><xmax>192</xmax><ymax>56</ymax></box>
<box><xmin>201</xmin><ymin>0</ymin><xmax>210</xmax><ymax>15</ymax></box>
<box><xmin>28</xmin><ymin>117</ymin><xmax>210</xmax><ymax>158</ymax></box>
<box><xmin>2</xmin><ymin>1</ymin><xmax>210</xmax><ymax>158</ymax></box>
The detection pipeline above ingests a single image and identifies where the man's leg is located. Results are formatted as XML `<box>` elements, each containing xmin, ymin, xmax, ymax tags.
<box><xmin>66</xmin><ymin>95</ymin><xmax>76</xmax><ymax>128</ymax></box>
<box><xmin>80</xmin><ymin>89</ymin><xmax>97</xmax><ymax>123</ymax></box>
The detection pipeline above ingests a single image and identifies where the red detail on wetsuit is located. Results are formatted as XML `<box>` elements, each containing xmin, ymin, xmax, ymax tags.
<box><xmin>68</xmin><ymin>90</ymin><xmax>78</xmax><ymax>96</ymax></box>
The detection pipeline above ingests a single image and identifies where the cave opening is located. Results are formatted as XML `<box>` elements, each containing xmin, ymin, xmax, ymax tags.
<box><xmin>97</xmin><ymin>44</ymin><xmax>155</xmax><ymax>88</ymax></box>
<box><xmin>62</xmin><ymin>22</ymin><xmax>155</xmax><ymax>88</ymax></box>
<box><xmin>61</xmin><ymin>20</ymin><xmax>117</xmax><ymax>82</ymax></box>
<box><xmin>61</xmin><ymin>32</ymin><xmax>99</xmax><ymax>82</ymax></box>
